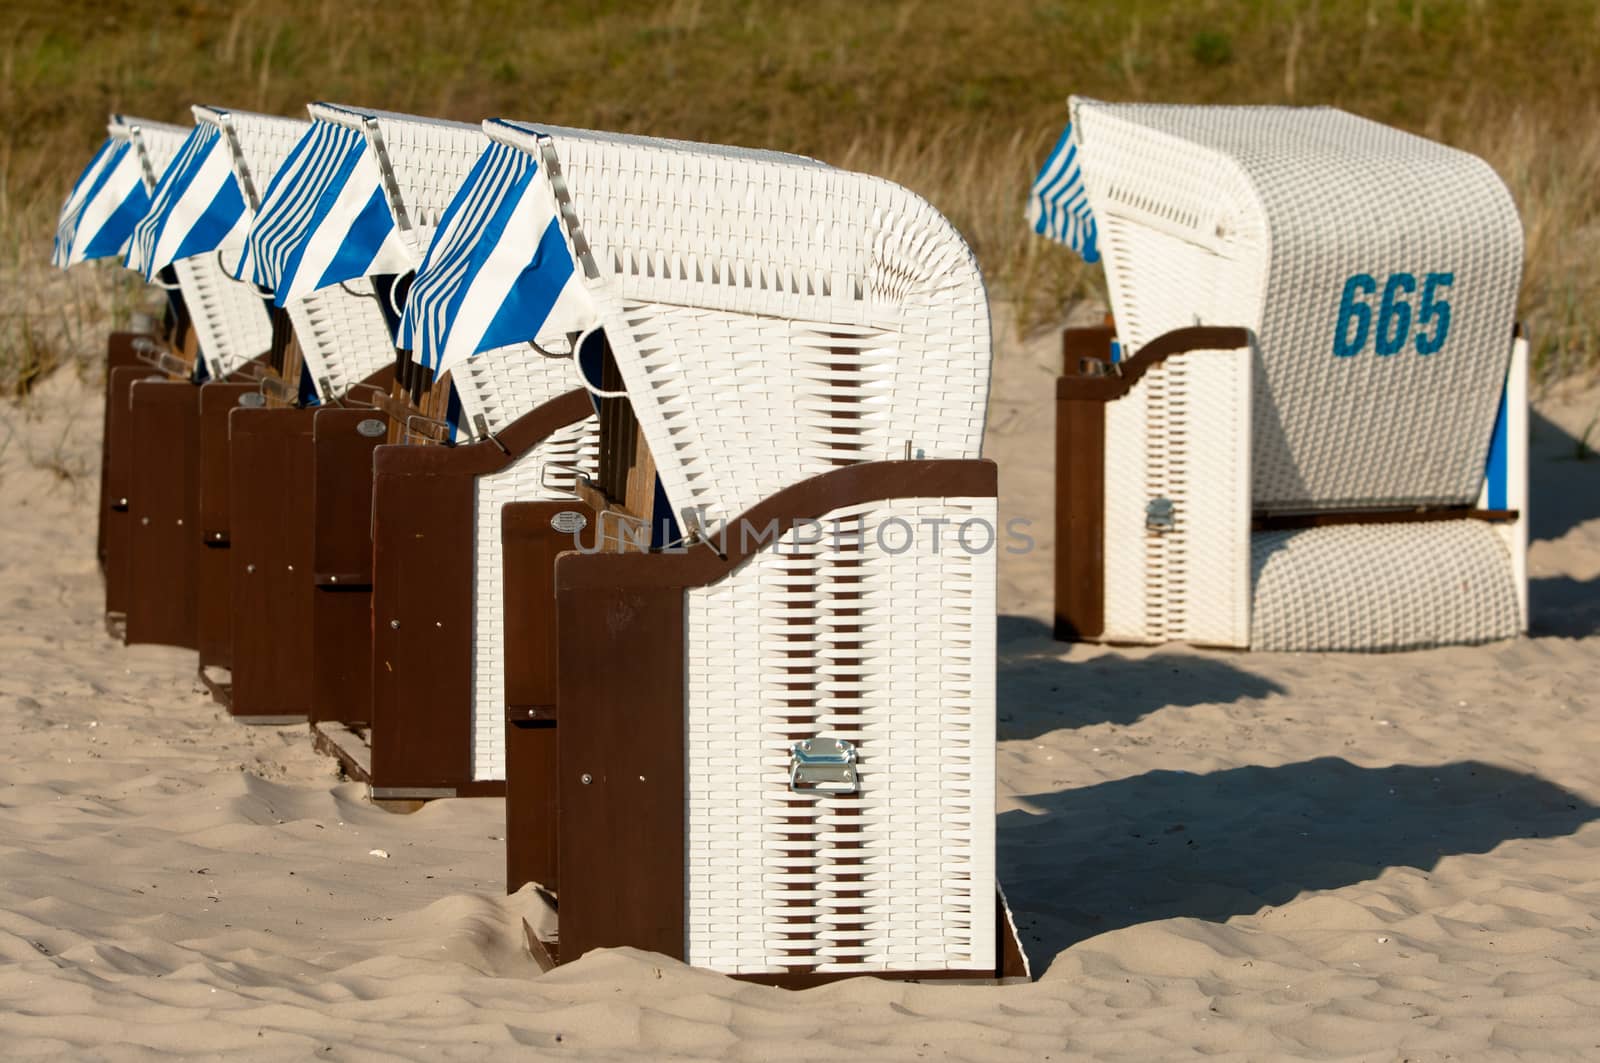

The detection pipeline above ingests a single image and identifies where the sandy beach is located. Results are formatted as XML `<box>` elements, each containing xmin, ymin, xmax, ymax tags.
<box><xmin>1</xmin><ymin>310</ymin><xmax>1597</xmax><ymax>1061</ymax></box>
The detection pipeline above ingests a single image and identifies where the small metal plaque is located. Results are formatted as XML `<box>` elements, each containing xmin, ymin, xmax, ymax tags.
<box><xmin>790</xmin><ymin>737</ymin><xmax>859</xmax><ymax>795</ymax></box>
<box><xmin>356</xmin><ymin>418</ymin><xmax>386</xmax><ymax>438</ymax></box>
<box><xmin>1145</xmin><ymin>496</ymin><xmax>1176</xmax><ymax>533</ymax></box>
<box><xmin>238</xmin><ymin>393</ymin><xmax>267</xmax><ymax>408</ymax></box>
<box><xmin>550</xmin><ymin>510</ymin><xmax>588</xmax><ymax>534</ymax></box>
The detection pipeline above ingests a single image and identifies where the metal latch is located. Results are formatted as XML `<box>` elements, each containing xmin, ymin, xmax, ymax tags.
<box><xmin>1145</xmin><ymin>496</ymin><xmax>1175</xmax><ymax>533</ymax></box>
<box><xmin>789</xmin><ymin>737</ymin><xmax>859</xmax><ymax>794</ymax></box>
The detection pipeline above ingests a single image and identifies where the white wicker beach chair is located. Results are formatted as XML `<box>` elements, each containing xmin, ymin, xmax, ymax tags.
<box><xmin>302</xmin><ymin>105</ymin><xmax>599</xmax><ymax>793</ymax></box>
<box><xmin>53</xmin><ymin>114</ymin><xmax>272</xmax><ymax>381</ymax></box>
<box><xmin>467</xmin><ymin>121</ymin><xmax>1012</xmax><ymax>981</ymax></box>
<box><xmin>1034</xmin><ymin>99</ymin><xmax>1528</xmax><ymax>652</ymax></box>
<box><xmin>188</xmin><ymin>106</ymin><xmax>397</xmax><ymax>401</ymax></box>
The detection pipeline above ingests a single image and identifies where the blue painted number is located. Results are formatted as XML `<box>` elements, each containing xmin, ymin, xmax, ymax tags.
<box><xmin>1333</xmin><ymin>274</ymin><xmax>1376</xmax><ymax>357</ymax></box>
<box><xmin>1333</xmin><ymin>271</ymin><xmax>1454</xmax><ymax>357</ymax></box>
<box><xmin>1414</xmin><ymin>272</ymin><xmax>1454</xmax><ymax>355</ymax></box>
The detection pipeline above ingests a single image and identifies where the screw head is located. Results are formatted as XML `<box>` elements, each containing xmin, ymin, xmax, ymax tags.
<box><xmin>246</xmin><ymin>564</ymin><xmax>255</xmax><ymax>574</ymax></box>
<box><xmin>580</xmin><ymin>773</ymin><xmax>593</xmax><ymax>785</ymax></box>
<box><xmin>390</xmin><ymin>619</ymin><xmax>400</xmax><ymax>629</ymax></box>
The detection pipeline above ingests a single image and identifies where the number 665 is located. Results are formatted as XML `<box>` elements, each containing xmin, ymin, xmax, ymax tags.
<box><xmin>1333</xmin><ymin>271</ymin><xmax>1454</xmax><ymax>357</ymax></box>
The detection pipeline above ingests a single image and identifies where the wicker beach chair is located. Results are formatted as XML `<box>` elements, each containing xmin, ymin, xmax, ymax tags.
<box><xmin>55</xmin><ymin>115</ymin><xmax>188</xmax><ymax>616</ymax></box>
<box><xmin>270</xmin><ymin>105</ymin><xmax>600</xmax><ymax>796</ymax></box>
<box><xmin>57</xmin><ymin>114</ymin><xmax>276</xmax><ymax>649</ymax></box>
<box><xmin>457</xmin><ymin>121</ymin><xmax>1022</xmax><ymax>982</ymax></box>
<box><xmin>1031</xmin><ymin>99</ymin><xmax>1528</xmax><ymax>652</ymax></box>
<box><xmin>154</xmin><ymin>106</ymin><xmax>403</xmax><ymax>722</ymax></box>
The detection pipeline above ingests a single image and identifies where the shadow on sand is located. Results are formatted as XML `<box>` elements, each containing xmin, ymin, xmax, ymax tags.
<box><xmin>999</xmin><ymin>757</ymin><xmax>1598</xmax><ymax>965</ymax></box>
<box><xmin>1529</xmin><ymin>408</ymin><xmax>1600</xmax><ymax>544</ymax></box>
<box><xmin>996</xmin><ymin>615</ymin><xmax>1284</xmax><ymax>739</ymax></box>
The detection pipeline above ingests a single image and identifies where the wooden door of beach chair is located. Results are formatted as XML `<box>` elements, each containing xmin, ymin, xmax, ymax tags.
<box><xmin>1030</xmin><ymin>100</ymin><xmax>1527</xmax><ymax>652</ymax></box>
<box><xmin>475</xmin><ymin>121</ymin><xmax>1024</xmax><ymax>983</ymax></box>
<box><xmin>292</xmin><ymin>106</ymin><xmax>600</xmax><ymax>798</ymax></box>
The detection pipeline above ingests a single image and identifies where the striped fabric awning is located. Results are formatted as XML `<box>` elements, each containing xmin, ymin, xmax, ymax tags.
<box><xmin>234</xmin><ymin>120</ymin><xmax>409</xmax><ymax>306</ymax></box>
<box><xmin>126</xmin><ymin>123</ymin><xmax>249</xmax><ymax>281</ymax></box>
<box><xmin>398</xmin><ymin>135</ymin><xmax>595</xmax><ymax>376</ymax></box>
<box><xmin>53</xmin><ymin>138</ymin><xmax>151</xmax><ymax>269</ymax></box>
<box><xmin>1025</xmin><ymin>122</ymin><xmax>1100</xmax><ymax>263</ymax></box>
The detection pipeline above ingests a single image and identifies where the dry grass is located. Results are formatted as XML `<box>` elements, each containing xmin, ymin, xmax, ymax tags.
<box><xmin>2</xmin><ymin>0</ymin><xmax>1596</xmax><ymax>389</ymax></box>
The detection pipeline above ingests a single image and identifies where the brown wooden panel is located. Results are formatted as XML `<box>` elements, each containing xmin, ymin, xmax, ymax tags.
<box><xmin>369</xmin><ymin>456</ymin><xmax>476</xmax><ymax>787</ymax></box>
<box><xmin>555</xmin><ymin>579</ymin><xmax>687</xmax><ymax>963</ymax></box>
<box><xmin>502</xmin><ymin>500</ymin><xmax>597</xmax><ymax>894</ymax></box>
<box><xmin>1252</xmin><ymin>506</ymin><xmax>1519</xmax><ymax>531</ymax></box>
<box><xmin>1055</xmin><ymin>395</ymin><xmax>1106</xmax><ymax>642</ymax></box>
<box><xmin>125</xmin><ymin>380</ymin><xmax>200</xmax><ymax>649</ymax></box>
<box><xmin>98</xmin><ymin>333</ymin><xmax>151</xmax><ymax>569</ymax></box>
<box><xmin>197</xmin><ymin>383</ymin><xmax>255</xmax><ymax>672</ymax></box>
<box><xmin>366</xmin><ymin>389</ymin><xmax>593</xmax><ymax>794</ymax></box>
<box><xmin>312</xmin><ymin>408</ymin><xmax>385</xmax><ymax>582</ymax></box>
<box><xmin>228</xmin><ymin>407</ymin><xmax>316</xmax><ymax>722</ymax></box>
<box><xmin>104</xmin><ymin>366</ymin><xmax>161</xmax><ymax>619</ymax></box>
<box><xmin>1055</xmin><ymin>325</ymin><xmax>1251</xmax><ymax>401</ymax></box>
<box><xmin>505</xmin><ymin>717</ymin><xmax>558</xmax><ymax>895</ymax></box>
<box><xmin>1062</xmin><ymin>324</ymin><xmax>1117</xmax><ymax>376</ymax></box>
<box><xmin>308</xmin><ymin>407</ymin><xmax>388</xmax><ymax>726</ymax></box>
<box><xmin>311</xmin><ymin>586</ymin><xmax>375</xmax><ymax>725</ymax></box>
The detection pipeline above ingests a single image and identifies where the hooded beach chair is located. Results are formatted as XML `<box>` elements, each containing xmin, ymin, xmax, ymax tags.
<box><xmin>55</xmin><ymin>113</ymin><xmax>277</xmax><ymax>649</ymax></box>
<box><xmin>1030</xmin><ymin>99</ymin><xmax>1528</xmax><ymax>652</ymax></box>
<box><xmin>153</xmin><ymin>105</ymin><xmax>405</xmax><ymax>723</ymax></box>
<box><xmin>276</xmin><ymin>106</ymin><xmax>600</xmax><ymax>797</ymax></box>
<box><xmin>465</xmin><ymin>121</ymin><xmax>1024</xmax><ymax>982</ymax></box>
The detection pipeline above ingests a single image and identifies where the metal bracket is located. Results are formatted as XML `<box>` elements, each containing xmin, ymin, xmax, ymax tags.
<box><xmin>131</xmin><ymin>336</ymin><xmax>194</xmax><ymax>379</ymax></box>
<box><xmin>789</xmin><ymin>737</ymin><xmax>859</xmax><ymax>795</ymax></box>
<box><xmin>364</xmin><ymin>116</ymin><xmax>412</xmax><ymax>234</ymax></box>
<box><xmin>213</xmin><ymin>113</ymin><xmax>261</xmax><ymax>212</ymax></box>
<box><xmin>1145</xmin><ymin>496</ymin><xmax>1176</xmax><ymax>533</ymax></box>
<box><xmin>537</xmin><ymin>135</ymin><xmax>599</xmax><ymax>281</ymax></box>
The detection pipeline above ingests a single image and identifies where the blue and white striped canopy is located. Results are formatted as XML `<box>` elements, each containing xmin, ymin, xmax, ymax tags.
<box><xmin>1026</xmin><ymin>122</ymin><xmax>1100</xmax><ymax>263</ymax></box>
<box><xmin>52</xmin><ymin>138</ymin><xmax>151</xmax><ymax>269</ymax></box>
<box><xmin>398</xmin><ymin>137</ymin><xmax>595</xmax><ymax>376</ymax></box>
<box><xmin>234</xmin><ymin>120</ymin><xmax>409</xmax><ymax>306</ymax></box>
<box><xmin>126</xmin><ymin>123</ymin><xmax>249</xmax><ymax>281</ymax></box>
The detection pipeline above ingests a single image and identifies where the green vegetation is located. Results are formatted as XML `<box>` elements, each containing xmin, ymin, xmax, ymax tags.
<box><xmin>2</xmin><ymin>0</ymin><xmax>1597</xmax><ymax>389</ymax></box>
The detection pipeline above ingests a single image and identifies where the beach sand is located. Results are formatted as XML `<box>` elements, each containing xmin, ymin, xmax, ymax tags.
<box><xmin>1</xmin><ymin>315</ymin><xmax>1597</xmax><ymax>1060</ymax></box>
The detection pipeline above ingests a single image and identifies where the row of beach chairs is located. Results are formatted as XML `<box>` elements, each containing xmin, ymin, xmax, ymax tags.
<box><xmin>54</xmin><ymin>96</ymin><xmax>1528</xmax><ymax>984</ymax></box>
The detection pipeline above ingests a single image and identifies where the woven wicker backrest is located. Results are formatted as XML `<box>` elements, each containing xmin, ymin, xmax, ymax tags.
<box><xmin>114</xmin><ymin>116</ymin><xmax>189</xmax><ymax>183</ymax></box>
<box><xmin>1072</xmin><ymin>98</ymin><xmax>1523</xmax><ymax>511</ymax></box>
<box><xmin>490</xmin><ymin>120</ymin><xmax>993</xmax><ymax>530</ymax></box>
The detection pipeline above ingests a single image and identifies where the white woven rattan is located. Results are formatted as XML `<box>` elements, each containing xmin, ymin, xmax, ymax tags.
<box><xmin>469</xmin><ymin>408</ymin><xmax>599</xmax><ymax>780</ymax></box>
<box><xmin>685</xmin><ymin>497</ymin><xmax>997</xmax><ymax>974</ymax></box>
<box><xmin>1072</xmin><ymin>98</ymin><xmax>1526</xmax><ymax>650</ymax></box>
<box><xmin>196</xmin><ymin>107</ymin><xmax>394</xmax><ymax>401</ymax></box>
<box><xmin>316</xmin><ymin>106</ymin><xmax>558</xmax><ymax>432</ymax></box>
<box><xmin>484</xmin><ymin>122</ymin><xmax>995</xmax><ymax>973</ymax></box>
<box><xmin>492</xmin><ymin>120</ymin><xmax>992</xmax><ymax>535</ymax></box>
<box><xmin>1073</xmin><ymin>98</ymin><xmax>1523</xmax><ymax>510</ymax></box>
<box><xmin>115</xmin><ymin>117</ymin><xmax>271</xmax><ymax>379</ymax></box>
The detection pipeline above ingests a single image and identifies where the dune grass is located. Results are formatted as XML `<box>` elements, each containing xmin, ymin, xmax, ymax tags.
<box><xmin>2</xmin><ymin>0</ymin><xmax>1596</xmax><ymax>389</ymax></box>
